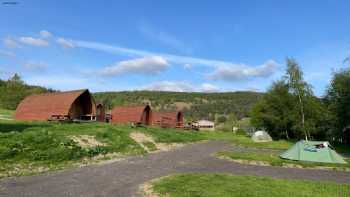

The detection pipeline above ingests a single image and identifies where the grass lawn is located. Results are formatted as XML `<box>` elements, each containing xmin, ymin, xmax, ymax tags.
<box><xmin>217</xmin><ymin>151</ymin><xmax>350</xmax><ymax>170</ymax></box>
<box><xmin>1</xmin><ymin>119</ymin><xmax>349</xmax><ymax>178</ymax></box>
<box><xmin>202</xmin><ymin>131</ymin><xmax>293</xmax><ymax>150</ymax></box>
<box><xmin>0</xmin><ymin>120</ymin><xmax>205</xmax><ymax>178</ymax></box>
<box><xmin>150</xmin><ymin>173</ymin><xmax>350</xmax><ymax>197</ymax></box>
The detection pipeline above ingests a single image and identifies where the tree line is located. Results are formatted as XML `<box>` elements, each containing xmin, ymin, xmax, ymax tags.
<box><xmin>94</xmin><ymin>91</ymin><xmax>263</xmax><ymax>121</ymax></box>
<box><xmin>250</xmin><ymin>58</ymin><xmax>350</xmax><ymax>144</ymax></box>
<box><xmin>0</xmin><ymin>74</ymin><xmax>54</xmax><ymax>110</ymax></box>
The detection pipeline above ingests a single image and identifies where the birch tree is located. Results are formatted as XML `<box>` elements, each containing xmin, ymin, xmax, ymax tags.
<box><xmin>285</xmin><ymin>58</ymin><xmax>312</xmax><ymax>140</ymax></box>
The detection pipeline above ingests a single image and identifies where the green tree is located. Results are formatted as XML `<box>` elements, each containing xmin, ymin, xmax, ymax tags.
<box><xmin>251</xmin><ymin>80</ymin><xmax>295</xmax><ymax>139</ymax></box>
<box><xmin>325</xmin><ymin>69</ymin><xmax>350</xmax><ymax>142</ymax></box>
<box><xmin>284</xmin><ymin>58</ymin><xmax>313</xmax><ymax>140</ymax></box>
<box><xmin>0</xmin><ymin>74</ymin><xmax>52</xmax><ymax>110</ymax></box>
<box><xmin>217</xmin><ymin>115</ymin><xmax>227</xmax><ymax>123</ymax></box>
<box><xmin>251</xmin><ymin>59</ymin><xmax>329</xmax><ymax>140</ymax></box>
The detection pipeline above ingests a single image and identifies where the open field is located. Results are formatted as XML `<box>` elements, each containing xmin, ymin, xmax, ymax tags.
<box><xmin>149</xmin><ymin>173</ymin><xmax>350</xmax><ymax>197</ymax></box>
<box><xmin>202</xmin><ymin>131</ymin><xmax>294</xmax><ymax>150</ymax></box>
<box><xmin>1</xmin><ymin>119</ymin><xmax>350</xmax><ymax>178</ymax></box>
<box><xmin>217</xmin><ymin>151</ymin><xmax>350</xmax><ymax>170</ymax></box>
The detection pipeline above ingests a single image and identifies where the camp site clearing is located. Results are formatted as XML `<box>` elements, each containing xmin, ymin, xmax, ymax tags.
<box><xmin>0</xmin><ymin>118</ymin><xmax>349</xmax><ymax>197</ymax></box>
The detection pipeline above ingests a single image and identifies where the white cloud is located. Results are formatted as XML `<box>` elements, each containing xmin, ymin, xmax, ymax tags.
<box><xmin>19</xmin><ymin>37</ymin><xmax>49</xmax><ymax>46</ymax></box>
<box><xmin>142</xmin><ymin>81</ymin><xmax>194</xmax><ymax>92</ymax></box>
<box><xmin>0</xmin><ymin>49</ymin><xmax>15</xmax><ymax>57</ymax></box>
<box><xmin>201</xmin><ymin>83</ymin><xmax>219</xmax><ymax>92</ymax></box>
<box><xmin>207</xmin><ymin>60</ymin><xmax>278</xmax><ymax>81</ymax></box>
<box><xmin>184</xmin><ymin>63</ymin><xmax>192</xmax><ymax>69</ymax></box>
<box><xmin>23</xmin><ymin>61</ymin><xmax>48</xmax><ymax>71</ymax></box>
<box><xmin>3</xmin><ymin>37</ymin><xmax>20</xmax><ymax>48</ymax></box>
<box><xmin>57</xmin><ymin>38</ymin><xmax>75</xmax><ymax>48</ymax></box>
<box><xmin>73</xmin><ymin>39</ymin><xmax>227</xmax><ymax>67</ymax></box>
<box><xmin>72</xmin><ymin>40</ymin><xmax>278</xmax><ymax>75</ymax></box>
<box><xmin>100</xmin><ymin>56</ymin><xmax>169</xmax><ymax>76</ymax></box>
<box><xmin>142</xmin><ymin>81</ymin><xmax>220</xmax><ymax>92</ymax></box>
<box><xmin>40</xmin><ymin>30</ymin><xmax>52</xmax><ymax>38</ymax></box>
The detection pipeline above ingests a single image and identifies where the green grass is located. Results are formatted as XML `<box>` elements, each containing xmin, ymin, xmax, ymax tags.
<box><xmin>217</xmin><ymin>151</ymin><xmax>350</xmax><ymax>169</ymax></box>
<box><xmin>0</xmin><ymin>120</ymin><xmax>205</xmax><ymax>178</ymax></box>
<box><xmin>151</xmin><ymin>173</ymin><xmax>350</xmax><ymax>197</ymax></box>
<box><xmin>0</xmin><ymin>120</ymin><xmax>146</xmax><ymax>177</ymax></box>
<box><xmin>334</xmin><ymin>144</ymin><xmax>350</xmax><ymax>154</ymax></box>
<box><xmin>139</xmin><ymin>126</ymin><xmax>206</xmax><ymax>143</ymax></box>
<box><xmin>0</xmin><ymin>109</ymin><xmax>15</xmax><ymax>119</ymax></box>
<box><xmin>1</xmin><ymin>119</ymin><xmax>349</xmax><ymax>178</ymax></box>
<box><xmin>202</xmin><ymin>131</ymin><xmax>293</xmax><ymax>150</ymax></box>
<box><xmin>142</xmin><ymin>141</ymin><xmax>158</xmax><ymax>151</ymax></box>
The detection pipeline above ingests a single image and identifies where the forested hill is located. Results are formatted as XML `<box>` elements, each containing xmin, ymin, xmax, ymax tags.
<box><xmin>0</xmin><ymin>74</ymin><xmax>54</xmax><ymax>110</ymax></box>
<box><xmin>93</xmin><ymin>91</ymin><xmax>264</xmax><ymax>121</ymax></box>
<box><xmin>0</xmin><ymin>74</ymin><xmax>263</xmax><ymax>120</ymax></box>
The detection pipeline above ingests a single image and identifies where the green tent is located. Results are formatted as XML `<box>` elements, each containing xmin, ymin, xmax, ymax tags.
<box><xmin>280</xmin><ymin>140</ymin><xmax>347</xmax><ymax>164</ymax></box>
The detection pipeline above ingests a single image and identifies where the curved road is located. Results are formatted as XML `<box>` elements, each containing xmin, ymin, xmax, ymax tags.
<box><xmin>1</xmin><ymin>141</ymin><xmax>349</xmax><ymax>197</ymax></box>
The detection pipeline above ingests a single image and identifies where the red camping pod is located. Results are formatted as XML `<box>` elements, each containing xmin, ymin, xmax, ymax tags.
<box><xmin>15</xmin><ymin>89</ymin><xmax>96</xmax><ymax>121</ymax></box>
<box><xmin>153</xmin><ymin>111</ymin><xmax>184</xmax><ymax>128</ymax></box>
<box><xmin>111</xmin><ymin>105</ymin><xmax>152</xmax><ymax>125</ymax></box>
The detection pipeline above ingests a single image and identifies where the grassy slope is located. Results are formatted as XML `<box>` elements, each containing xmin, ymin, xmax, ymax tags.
<box><xmin>218</xmin><ymin>151</ymin><xmax>350</xmax><ymax>169</ymax></box>
<box><xmin>0</xmin><ymin>120</ymin><xmax>205</xmax><ymax>177</ymax></box>
<box><xmin>0</xmin><ymin>109</ymin><xmax>15</xmax><ymax>119</ymax></box>
<box><xmin>152</xmin><ymin>174</ymin><xmax>350</xmax><ymax>197</ymax></box>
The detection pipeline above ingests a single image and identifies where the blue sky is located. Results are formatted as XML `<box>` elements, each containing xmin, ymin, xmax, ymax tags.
<box><xmin>0</xmin><ymin>0</ymin><xmax>349</xmax><ymax>95</ymax></box>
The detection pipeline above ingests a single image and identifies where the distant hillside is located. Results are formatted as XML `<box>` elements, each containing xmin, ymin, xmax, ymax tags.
<box><xmin>0</xmin><ymin>74</ymin><xmax>54</xmax><ymax>110</ymax></box>
<box><xmin>93</xmin><ymin>91</ymin><xmax>264</xmax><ymax>121</ymax></box>
<box><xmin>0</xmin><ymin>74</ymin><xmax>264</xmax><ymax>120</ymax></box>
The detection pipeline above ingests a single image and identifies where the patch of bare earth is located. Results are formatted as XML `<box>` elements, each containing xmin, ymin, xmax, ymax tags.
<box><xmin>70</xmin><ymin>135</ymin><xmax>106</xmax><ymax>148</ymax></box>
<box><xmin>70</xmin><ymin>135</ymin><xmax>126</xmax><ymax>165</ymax></box>
<box><xmin>0</xmin><ymin>164</ymin><xmax>50</xmax><ymax>178</ymax></box>
<box><xmin>130</xmin><ymin>132</ymin><xmax>184</xmax><ymax>153</ymax></box>
<box><xmin>138</xmin><ymin>182</ymin><xmax>160</xmax><ymax>197</ymax></box>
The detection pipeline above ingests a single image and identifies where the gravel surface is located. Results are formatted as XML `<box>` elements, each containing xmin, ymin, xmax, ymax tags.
<box><xmin>0</xmin><ymin>141</ymin><xmax>349</xmax><ymax>197</ymax></box>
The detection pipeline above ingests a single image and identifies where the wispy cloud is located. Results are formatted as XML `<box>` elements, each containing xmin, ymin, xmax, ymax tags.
<box><xmin>3</xmin><ymin>37</ymin><xmax>20</xmax><ymax>48</ymax></box>
<box><xmin>139</xmin><ymin>24</ymin><xmax>192</xmax><ymax>54</ymax></box>
<box><xmin>56</xmin><ymin>38</ymin><xmax>75</xmax><ymax>48</ymax></box>
<box><xmin>99</xmin><ymin>56</ymin><xmax>169</xmax><ymax>76</ymax></box>
<box><xmin>72</xmin><ymin>39</ymin><xmax>278</xmax><ymax>81</ymax></box>
<box><xmin>19</xmin><ymin>37</ymin><xmax>49</xmax><ymax>46</ymax></box>
<box><xmin>183</xmin><ymin>63</ymin><xmax>192</xmax><ymax>69</ymax></box>
<box><xmin>72</xmin><ymin>40</ymin><xmax>272</xmax><ymax>68</ymax></box>
<box><xmin>141</xmin><ymin>81</ymin><xmax>220</xmax><ymax>92</ymax></box>
<box><xmin>201</xmin><ymin>83</ymin><xmax>219</xmax><ymax>92</ymax></box>
<box><xmin>0</xmin><ymin>49</ymin><xmax>16</xmax><ymax>57</ymax></box>
<box><xmin>142</xmin><ymin>81</ymin><xmax>195</xmax><ymax>92</ymax></box>
<box><xmin>207</xmin><ymin>60</ymin><xmax>278</xmax><ymax>81</ymax></box>
<box><xmin>40</xmin><ymin>30</ymin><xmax>52</xmax><ymax>38</ymax></box>
<box><xmin>23</xmin><ymin>61</ymin><xmax>48</xmax><ymax>71</ymax></box>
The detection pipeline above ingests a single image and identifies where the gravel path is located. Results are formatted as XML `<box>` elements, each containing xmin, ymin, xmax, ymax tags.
<box><xmin>1</xmin><ymin>141</ymin><xmax>349</xmax><ymax>197</ymax></box>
